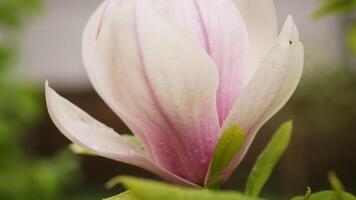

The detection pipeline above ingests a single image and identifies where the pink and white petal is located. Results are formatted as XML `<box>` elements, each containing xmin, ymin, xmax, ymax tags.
<box><xmin>219</xmin><ymin>17</ymin><xmax>304</xmax><ymax>181</ymax></box>
<box><xmin>82</xmin><ymin>0</ymin><xmax>155</xmax><ymax>158</ymax></box>
<box><xmin>234</xmin><ymin>0</ymin><xmax>278</xmax><ymax>83</ymax></box>
<box><xmin>45</xmin><ymin>83</ymin><xmax>198</xmax><ymax>187</ymax></box>
<box><xmin>83</xmin><ymin>0</ymin><xmax>220</xmax><ymax>185</ymax></box>
<box><xmin>151</xmin><ymin>0</ymin><xmax>250</xmax><ymax>124</ymax></box>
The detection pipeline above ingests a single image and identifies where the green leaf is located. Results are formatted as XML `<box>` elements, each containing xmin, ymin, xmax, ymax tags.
<box><xmin>328</xmin><ymin>172</ymin><xmax>345</xmax><ymax>192</ymax></box>
<box><xmin>328</xmin><ymin>172</ymin><xmax>347</xmax><ymax>200</ymax></box>
<box><xmin>120</xmin><ymin>176</ymin><xmax>260</xmax><ymax>200</ymax></box>
<box><xmin>206</xmin><ymin>125</ymin><xmax>245</xmax><ymax>188</ymax></box>
<box><xmin>104</xmin><ymin>191</ymin><xmax>137</xmax><ymax>200</ymax></box>
<box><xmin>245</xmin><ymin>121</ymin><xmax>293</xmax><ymax>197</ymax></box>
<box><xmin>346</xmin><ymin>24</ymin><xmax>356</xmax><ymax>55</ymax></box>
<box><xmin>291</xmin><ymin>172</ymin><xmax>355</xmax><ymax>200</ymax></box>
<box><xmin>314</xmin><ymin>0</ymin><xmax>356</xmax><ymax>18</ymax></box>
<box><xmin>290</xmin><ymin>191</ymin><xmax>356</xmax><ymax>200</ymax></box>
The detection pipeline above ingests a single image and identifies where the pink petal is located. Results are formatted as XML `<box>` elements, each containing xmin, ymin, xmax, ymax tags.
<box><xmin>219</xmin><ymin>17</ymin><xmax>304</xmax><ymax>182</ymax></box>
<box><xmin>82</xmin><ymin>0</ymin><xmax>220</xmax><ymax>185</ymax></box>
<box><xmin>151</xmin><ymin>0</ymin><xmax>250</xmax><ymax>125</ymax></box>
<box><xmin>45</xmin><ymin>83</ymin><xmax>198</xmax><ymax>187</ymax></box>
<box><xmin>234</xmin><ymin>0</ymin><xmax>278</xmax><ymax>83</ymax></box>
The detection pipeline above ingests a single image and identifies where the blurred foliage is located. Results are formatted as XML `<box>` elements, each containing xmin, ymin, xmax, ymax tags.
<box><xmin>0</xmin><ymin>0</ymin><xmax>98</xmax><ymax>200</ymax></box>
<box><xmin>0</xmin><ymin>44</ymin><xmax>16</xmax><ymax>70</ymax></box>
<box><xmin>0</xmin><ymin>0</ymin><xmax>43</xmax><ymax>71</ymax></box>
<box><xmin>314</xmin><ymin>0</ymin><xmax>356</xmax><ymax>17</ymax></box>
<box><xmin>292</xmin><ymin>173</ymin><xmax>355</xmax><ymax>200</ymax></box>
<box><xmin>0</xmin><ymin>76</ymin><xmax>41</xmax><ymax>149</ymax></box>
<box><xmin>0</xmin><ymin>74</ymin><xmax>82</xmax><ymax>200</ymax></box>
<box><xmin>315</xmin><ymin>0</ymin><xmax>356</xmax><ymax>56</ymax></box>
<box><xmin>0</xmin><ymin>0</ymin><xmax>42</xmax><ymax>29</ymax></box>
<box><xmin>346</xmin><ymin>24</ymin><xmax>356</xmax><ymax>54</ymax></box>
<box><xmin>291</xmin><ymin>68</ymin><xmax>356</xmax><ymax>135</ymax></box>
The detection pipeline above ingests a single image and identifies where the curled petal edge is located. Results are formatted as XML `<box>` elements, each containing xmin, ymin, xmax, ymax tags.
<box><xmin>45</xmin><ymin>83</ymin><xmax>199</xmax><ymax>187</ymax></box>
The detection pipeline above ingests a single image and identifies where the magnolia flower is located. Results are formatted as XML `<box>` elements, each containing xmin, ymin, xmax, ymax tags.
<box><xmin>45</xmin><ymin>0</ymin><xmax>303</xmax><ymax>187</ymax></box>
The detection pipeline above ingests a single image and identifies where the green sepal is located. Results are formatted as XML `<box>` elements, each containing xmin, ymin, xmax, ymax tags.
<box><xmin>245</xmin><ymin>121</ymin><xmax>293</xmax><ymax>197</ymax></box>
<box><xmin>206</xmin><ymin>124</ymin><xmax>245</xmax><ymax>188</ymax></box>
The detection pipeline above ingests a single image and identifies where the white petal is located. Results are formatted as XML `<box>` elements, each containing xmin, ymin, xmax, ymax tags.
<box><xmin>82</xmin><ymin>0</ymin><xmax>220</xmax><ymax>184</ymax></box>
<box><xmin>234</xmin><ymin>0</ymin><xmax>278</xmax><ymax>83</ymax></box>
<box><xmin>150</xmin><ymin>0</ymin><xmax>250</xmax><ymax>124</ymax></box>
<box><xmin>45</xmin><ymin>83</ymin><xmax>198</xmax><ymax>187</ymax></box>
<box><xmin>220</xmin><ymin>17</ymin><xmax>304</xmax><ymax>181</ymax></box>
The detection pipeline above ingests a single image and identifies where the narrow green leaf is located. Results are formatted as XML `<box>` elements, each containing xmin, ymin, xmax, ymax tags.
<box><xmin>328</xmin><ymin>172</ymin><xmax>346</xmax><ymax>200</ymax></box>
<box><xmin>206</xmin><ymin>125</ymin><xmax>245</xmax><ymax>187</ymax></box>
<box><xmin>290</xmin><ymin>191</ymin><xmax>356</xmax><ymax>200</ymax></box>
<box><xmin>245</xmin><ymin>121</ymin><xmax>293</xmax><ymax>197</ymax></box>
<box><xmin>120</xmin><ymin>176</ymin><xmax>260</xmax><ymax>200</ymax></box>
<box><xmin>104</xmin><ymin>191</ymin><xmax>136</xmax><ymax>200</ymax></box>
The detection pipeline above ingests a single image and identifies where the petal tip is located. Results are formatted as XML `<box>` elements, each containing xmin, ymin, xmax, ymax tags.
<box><xmin>280</xmin><ymin>16</ymin><xmax>299</xmax><ymax>42</ymax></box>
<box><xmin>45</xmin><ymin>81</ymin><xmax>60</xmax><ymax>108</ymax></box>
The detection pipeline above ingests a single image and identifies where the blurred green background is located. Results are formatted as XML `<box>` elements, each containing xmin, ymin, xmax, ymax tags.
<box><xmin>0</xmin><ymin>0</ymin><xmax>355</xmax><ymax>199</ymax></box>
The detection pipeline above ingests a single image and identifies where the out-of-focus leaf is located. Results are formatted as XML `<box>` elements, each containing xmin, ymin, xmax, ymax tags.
<box><xmin>328</xmin><ymin>172</ymin><xmax>345</xmax><ymax>191</ymax></box>
<box><xmin>104</xmin><ymin>191</ymin><xmax>136</xmax><ymax>200</ymax></box>
<box><xmin>0</xmin><ymin>45</ymin><xmax>15</xmax><ymax>70</ymax></box>
<box><xmin>245</xmin><ymin>121</ymin><xmax>293</xmax><ymax>197</ymax></box>
<box><xmin>328</xmin><ymin>172</ymin><xmax>348</xmax><ymax>200</ymax></box>
<box><xmin>0</xmin><ymin>0</ymin><xmax>100</xmax><ymax>200</ymax></box>
<box><xmin>290</xmin><ymin>191</ymin><xmax>356</xmax><ymax>200</ymax></box>
<box><xmin>314</xmin><ymin>0</ymin><xmax>356</xmax><ymax>18</ymax></box>
<box><xmin>120</xmin><ymin>176</ymin><xmax>260</xmax><ymax>200</ymax></box>
<box><xmin>206</xmin><ymin>125</ymin><xmax>245</xmax><ymax>188</ymax></box>
<box><xmin>347</xmin><ymin>24</ymin><xmax>356</xmax><ymax>55</ymax></box>
<box><xmin>0</xmin><ymin>0</ymin><xmax>43</xmax><ymax>28</ymax></box>
<box><xmin>290</xmin><ymin>170</ymin><xmax>354</xmax><ymax>200</ymax></box>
